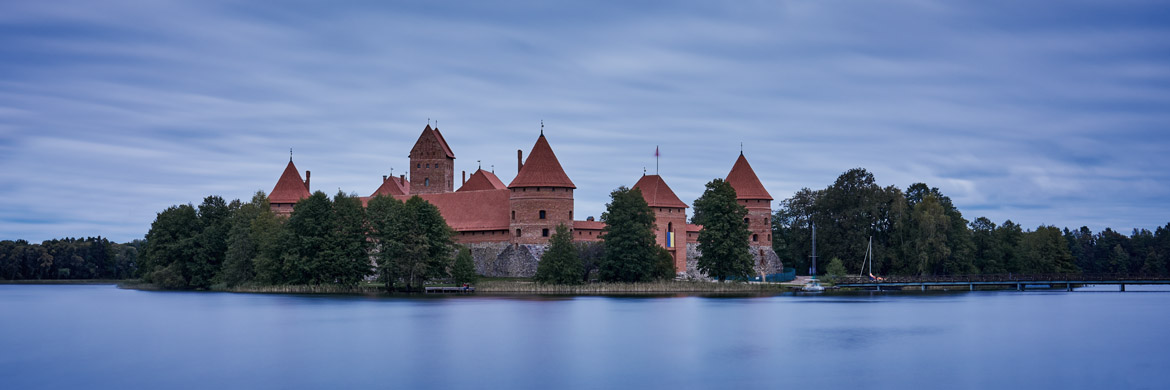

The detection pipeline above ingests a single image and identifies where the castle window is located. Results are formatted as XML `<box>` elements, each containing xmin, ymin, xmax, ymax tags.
<box><xmin>516</xmin><ymin>229</ymin><xmax>522</xmax><ymax>237</ymax></box>
<box><xmin>542</xmin><ymin>228</ymin><xmax>549</xmax><ymax>237</ymax></box>
<box><xmin>753</xmin><ymin>234</ymin><xmax>759</xmax><ymax>242</ymax></box>
<box><xmin>668</xmin><ymin>222</ymin><xmax>673</xmax><ymax>232</ymax></box>
<box><xmin>425</xmin><ymin>178</ymin><xmax>430</xmax><ymax>187</ymax></box>
<box><xmin>539</xmin><ymin>210</ymin><xmax>546</xmax><ymax>219</ymax></box>
<box><xmin>744</xmin><ymin>217</ymin><xmax>750</xmax><ymax>225</ymax></box>
<box><xmin>512</xmin><ymin>210</ymin><xmax>516</xmax><ymax>220</ymax></box>
<box><xmin>417</xmin><ymin>163</ymin><xmax>420</xmax><ymax>168</ymax></box>
<box><xmin>426</xmin><ymin>164</ymin><xmax>430</xmax><ymax>168</ymax></box>
<box><xmin>569</xmin><ymin>211</ymin><xmax>572</xmax><ymax>219</ymax></box>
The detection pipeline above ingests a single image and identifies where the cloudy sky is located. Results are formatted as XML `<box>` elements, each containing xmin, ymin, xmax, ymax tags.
<box><xmin>2</xmin><ymin>0</ymin><xmax>1168</xmax><ymax>243</ymax></box>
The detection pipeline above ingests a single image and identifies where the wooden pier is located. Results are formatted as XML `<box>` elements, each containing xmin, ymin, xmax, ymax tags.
<box><xmin>424</xmin><ymin>286</ymin><xmax>476</xmax><ymax>294</ymax></box>
<box><xmin>834</xmin><ymin>274</ymin><xmax>1170</xmax><ymax>292</ymax></box>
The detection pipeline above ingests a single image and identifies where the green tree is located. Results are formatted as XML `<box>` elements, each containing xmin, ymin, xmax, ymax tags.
<box><xmin>1108</xmin><ymin>244</ymin><xmax>1130</xmax><ymax>274</ymax></box>
<box><xmin>824</xmin><ymin>257</ymin><xmax>847</xmax><ymax>282</ymax></box>
<box><xmin>326</xmin><ymin>191</ymin><xmax>371</xmax><ymax>286</ymax></box>
<box><xmin>599</xmin><ymin>187</ymin><xmax>658</xmax><ymax>282</ymax></box>
<box><xmin>451</xmin><ymin>246</ymin><xmax>478</xmax><ymax>285</ymax></box>
<box><xmin>970</xmin><ymin>217</ymin><xmax>1005</xmax><ymax>274</ymax></box>
<box><xmin>251</xmin><ymin>194</ymin><xmax>286</xmax><ymax>284</ymax></box>
<box><xmin>221</xmin><ymin>193</ymin><xmax>264</xmax><ymax>286</ymax></box>
<box><xmin>281</xmin><ymin>191</ymin><xmax>334</xmax><ymax>285</ymax></box>
<box><xmin>1139</xmin><ymin>249</ymin><xmax>1165</xmax><ymax>276</ymax></box>
<box><xmin>535</xmin><ymin>224</ymin><xmax>582</xmax><ymax>284</ymax></box>
<box><xmin>692</xmin><ymin>179</ymin><xmax>753</xmax><ymax>282</ymax></box>
<box><xmin>395</xmin><ymin>196</ymin><xmax>455</xmax><ymax>290</ymax></box>
<box><xmin>1021</xmin><ymin>226</ymin><xmax>1079</xmax><ymax>274</ymax></box>
<box><xmin>653</xmin><ymin>247</ymin><xmax>677</xmax><ymax>280</ymax></box>
<box><xmin>576</xmin><ymin>241</ymin><xmax>605</xmax><ymax>282</ymax></box>
<box><xmin>367</xmin><ymin>195</ymin><xmax>406</xmax><ymax>291</ymax></box>
<box><xmin>191</xmin><ymin>196</ymin><xmax>233</xmax><ymax>289</ymax></box>
<box><xmin>141</xmin><ymin>204</ymin><xmax>200</xmax><ymax>288</ymax></box>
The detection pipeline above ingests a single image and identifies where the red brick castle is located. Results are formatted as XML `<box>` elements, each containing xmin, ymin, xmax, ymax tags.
<box><xmin>269</xmin><ymin>125</ymin><xmax>782</xmax><ymax>278</ymax></box>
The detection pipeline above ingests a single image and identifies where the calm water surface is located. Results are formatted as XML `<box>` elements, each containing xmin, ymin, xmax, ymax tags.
<box><xmin>1</xmin><ymin>284</ymin><xmax>1168</xmax><ymax>389</ymax></box>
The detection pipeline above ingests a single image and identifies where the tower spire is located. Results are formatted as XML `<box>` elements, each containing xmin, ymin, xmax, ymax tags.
<box><xmin>290</xmin><ymin>148</ymin><xmax>293</xmax><ymax>162</ymax></box>
<box><xmin>540</xmin><ymin>120</ymin><xmax>544</xmax><ymax>136</ymax></box>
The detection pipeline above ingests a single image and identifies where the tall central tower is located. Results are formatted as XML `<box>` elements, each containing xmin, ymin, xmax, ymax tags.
<box><xmin>409</xmin><ymin>124</ymin><xmax>456</xmax><ymax>194</ymax></box>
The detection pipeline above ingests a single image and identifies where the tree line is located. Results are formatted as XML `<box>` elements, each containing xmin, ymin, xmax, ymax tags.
<box><xmin>773</xmin><ymin>168</ymin><xmax>1170</xmax><ymax>277</ymax></box>
<box><xmin>0</xmin><ymin>237</ymin><xmax>140</xmax><ymax>280</ymax></box>
<box><xmin>138</xmin><ymin>191</ymin><xmax>476</xmax><ymax>290</ymax></box>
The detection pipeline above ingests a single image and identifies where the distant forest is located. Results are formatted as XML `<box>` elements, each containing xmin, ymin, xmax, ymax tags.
<box><xmin>0</xmin><ymin>237</ymin><xmax>141</xmax><ymax>280</ymax></box>
<box><xmin>773</xmin><ymin>168</ymin><xmax>1170</xmax><ymax>277</ymax></box>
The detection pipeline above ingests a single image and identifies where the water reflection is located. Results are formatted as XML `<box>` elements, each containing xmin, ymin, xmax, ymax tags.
<box><xmin>1</xmin><ymin>284</ymin><xmax>1169</xmax><ymax>389</ymax></box>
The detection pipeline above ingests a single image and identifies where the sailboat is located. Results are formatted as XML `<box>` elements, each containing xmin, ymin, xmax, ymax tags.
<box><xmin>859</xmin><ymin>236</ymin><xmax>883</xmax><ymax>282</ymax></box>
<box><xmin>802</xmin><ymin>222</ymin><xmax>825</xmax><ymax>292</ymax></box>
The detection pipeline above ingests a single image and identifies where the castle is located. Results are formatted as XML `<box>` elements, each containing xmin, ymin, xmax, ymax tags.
<box><xmin>268</xmin><ymin>125</ymin><xmax>782</xmax><ymax>279</ymax></box>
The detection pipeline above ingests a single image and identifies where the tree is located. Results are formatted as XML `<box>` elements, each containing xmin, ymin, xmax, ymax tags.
<box><xmin>1020</xmin><ymin>226</ymin><xmax>1078</xmax><ymax>274</ymax></box>
<box><xmin>325</xmin><ymin>191</ymin><xmax>371</xmax><ymax>286</ymax></box>
<box><xmin>598</xmin><ymin>187</ymin><xmax>659</xmax><ymax>282</ymax></box>
<box><xmin>1109</xmin><ymin>244</ymin><xmax>1130</xmax><ymax>274</ymax></box>
<box><xmin>367</xmin><ymin>194</ymin><xmax>406</xmax><ymax>291</ymax></box>
<box><xmin>534</xmin><ymin>224</ymin><xmax>582</xmax><ymax>284</ymax></box>
<box><xmin>251</xmin><ymin>194</ymin><xmax>286</xmax><ymax>285</ymax></box>
<box><xmin>692</xmin><ymin>179</ymin><xmax>753</xmax><ymax>282</ymax></box>
<box><xmin>576</xmin><ymin>241</ymin><xmax>605</xmax><ymax>282</ymax></box>
<box><xmin>281</xmin><ymin>191</ymin><xmax>334</xmax><ymax>285</ymax></box>
<box><xmin>970</xmin><ymin>217</ymin><xmax>1005</xmax><ymax>274</ymax></box>
<box><xmin>191</xmin><ymin>196</ymin><xmax>233</xmax><ymax>289</ymax></box>
<box><xmin>393</xmin><ymin>196</ymin><xmax>454</xmax><ymax>290</ymax></box>
<box><xmin>451</xmin><ymin>246</ymin><xmax>478</xmax><ymax>285</ymax></box>
<box><xmin>221</xmin><ymin>193</ymin><xmax>263</xmax><ymax>287</ymax></box>
<box><xmin>824</xmin><ymin>257</ymin><xmax>847</xmax><ymax>282</ymax></box>
<box><xmin>141</xmin><ymin>204</ymin><xmax>200</xmax><ymax>289</ymax></box>
<box><xmin>653</xmin><ymin>247</ymin><xmax>677</xmax><ymax>280</ymax></box>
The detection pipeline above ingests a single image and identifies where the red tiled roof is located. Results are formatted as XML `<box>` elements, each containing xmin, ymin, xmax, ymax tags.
<box><xmin>270</xmin><ymin>160</ymin><xmax>310</xmax><ymax>204</ymax></box>
<box><xmin>574</xmin><ymin>220</ymin><xmax>606</xmax><ymax>230</ymax></box>
<box><xmin>371</xmin><ymin>175</ymin><xmax>410</xmax><ymax>197</ymax></box>
<box><xmin>396</xmin><ymin>189</ymin><xmax>511</xmax><ymax>231</ymax></box>
<box><xmin>412</xmin><ymin>125</ymin><xmax>455</xmax><ymax>159</ymax></box>
<box><xmin>432</xmin><ymin>127</ymin><xmax>456</xmax><ymax>159</ymax></box>
<box><xmin>508</xmin><ymin>135</ymin><xmax>576</xmax><ymax>188</ymax></box>
<box><xmin>457</xmin><ymin>169</ymin><xmax>507</xmax><ymax>192</ymax></box>
<box><xmin>632</xmin><ymin>174</ymin><xmax>688</xmax><ymax>209</ymax></box>
<box><xmin>725</xmin><ymin>154</ymin><xmax>772</xmax><ymax>200</ymax></box>
<box><xmin>686</xmin><ymin>223</ymin><xmax>703</xmax><ymax>232</ymax></box>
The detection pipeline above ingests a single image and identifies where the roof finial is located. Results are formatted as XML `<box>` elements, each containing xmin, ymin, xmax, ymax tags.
<box><xmin>390</xmin><ymin>167</ymin><xmax>394</xmax><ymax>176</ymax></box>
<box><xmin>427</xmin><ymin>118</ymin><xmax>431</xmax><ymax>126</ymax></box>
<box><xmin>491</xmin><ymin>164</ymin><xmax>495</xmax><ymax>173</ymax></box>
<box><xmin>435</xmin><ymin>119</ymin><xmax>438</xmax><ymax>128</ymax></box>
<box><xmin>478</xmin><ymin>160</ymin><xmax>482</xmax><ymax>170</ymax></box>
<box><xmin>540</xmin><ymin>120</ymin><xmax>544</xmax><ymax>136</ymax></box>
<box><xmin>740</xmin><ymin>142</ymin><xmax>744</xmax><ymax>156</ymax></box>
<box><xmin>643</xmin><ymin>167</ymin><xmax>647</xmax><ymax>176</ymax></box>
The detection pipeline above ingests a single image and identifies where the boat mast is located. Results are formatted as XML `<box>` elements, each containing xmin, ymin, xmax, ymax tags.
<box><xmin>809</xmin><ymin>222</ymin><xmax>818</xmax><ymax>279</ymax></box>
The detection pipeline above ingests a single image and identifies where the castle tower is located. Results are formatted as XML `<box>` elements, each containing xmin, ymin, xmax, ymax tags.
<box><xmin>269</xmin><ymin>157</ymin><xmax>311</xmax><ymax>216</ymax></box>
<box><xmin>632</xmin><ymin>174</ymin><xmax>688</xmax><ymax>274</ymax></box>
<box><xmin>508</xmin><ymin>133</ymin><xmax>575</xmax><ymax>245</ymax></box>
<box><xmin>409</xmin><ymin>124</ymin><xmax>456</xmax><ymax>194</ymax></box>
<box><xmin>725</xmin><ymin>153</ymin><xmax>773</xmax><ymax>249</ymax></box>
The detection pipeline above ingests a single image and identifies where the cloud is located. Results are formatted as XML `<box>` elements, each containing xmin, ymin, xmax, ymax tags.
<box><xmin>1</xmin><ymin>0</ymin><xmax>1169</xmax><ymax>242</ymax></box>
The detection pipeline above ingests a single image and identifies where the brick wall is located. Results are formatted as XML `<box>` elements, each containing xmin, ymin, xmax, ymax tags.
<box><xmin>508</xmin><ymin>186</ymin><xmax>574</xmax><ymax>245</ymax></box>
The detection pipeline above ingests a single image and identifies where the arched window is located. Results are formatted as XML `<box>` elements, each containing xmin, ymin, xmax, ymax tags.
<box><xmin>539</xmin><ymin>210</ymin><xmax>546</xmax><ymax>219</ymax></box>
<box><xmin>425</xmin><ymin>178</ymin><xmax>430</xmax><ymax>187</ymax></box>
<box><xmin>668</xmin><ymin>222</ymin><xmax>673</xmax><ymax>232</ymax></box>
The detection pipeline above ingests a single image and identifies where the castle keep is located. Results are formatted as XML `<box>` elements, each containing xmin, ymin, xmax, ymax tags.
<box><xmin>269</xmin><ymin>125</ymin><xmax>782</xmax><ymax>279</ymax></box>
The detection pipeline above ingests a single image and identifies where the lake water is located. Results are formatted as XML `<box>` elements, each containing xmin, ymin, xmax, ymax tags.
<box><xmin>1</xmin><ymin>284</ymin><xmax>1168</xmax><ymax>389</ymax></box>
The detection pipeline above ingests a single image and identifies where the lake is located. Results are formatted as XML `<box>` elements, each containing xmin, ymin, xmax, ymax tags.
<box><xmin>1</xmin><ymin>284</ymin><xmax>1168</xmax><ymax>389</ymax></box>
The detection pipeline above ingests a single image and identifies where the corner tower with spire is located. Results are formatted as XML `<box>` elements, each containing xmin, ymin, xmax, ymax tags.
<box><xmin>725</xmin><ymin>152</ymin><xmax>783</xmax><ymax>276</ymax></box>
<box><xmin>269</xmin><ymin>155</ymin><xmax>311</xmax><ymax>216</ymax></box>
<box><xmin>508</xmin><ymin>130</ymin><xmax>576</xmax><ymax>245</ymax></box>
<box><xmin>632</xmin><ymin>173</ymin><xmax>689</xmax><ymax>274</ymax></box>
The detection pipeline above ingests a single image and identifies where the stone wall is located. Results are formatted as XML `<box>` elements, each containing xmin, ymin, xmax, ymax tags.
<box><xmin>683</xmin><ymin>243</ymin><xmax>783</xmax><ymax>280</ymax></box>
<box><xmin>466</xmin><ymin>242</ymin><xmax>548</xmax><ymax>277</ymax></box>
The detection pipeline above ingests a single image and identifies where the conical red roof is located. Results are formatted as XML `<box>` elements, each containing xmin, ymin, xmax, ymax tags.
<box><xmin>270</xmin><ymin>160</ymin><xmax>310</xmax><ymax>204</ymax></box>
<box><xmin>632</xmin><ymin>174</ymin><xmax>687</xmax><ymax>208</ymax></box>
<box><xmin>458</xmin><ymin>169</ymin><xmax>507</xmax><ymax>192</ymax></box>
<box><xmin>371</xmin><ymin>175</ymin><xmax>410</xmax><ymax>197</ymax></box>
<box><xmin>508</xmin><ymin>135</ymin><xmax>576</xmax><ymax>188</ymax></box>
<box><xmin>725</xmin><ymin>154</ymin><xmax>772</xmax><ymax>200</ymax></box>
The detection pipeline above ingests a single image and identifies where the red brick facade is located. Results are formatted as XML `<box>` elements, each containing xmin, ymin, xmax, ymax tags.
<box><xmin>266</xmin><ymin>125</ymin><xmax>778</xmax><ymax>277</ymax></box>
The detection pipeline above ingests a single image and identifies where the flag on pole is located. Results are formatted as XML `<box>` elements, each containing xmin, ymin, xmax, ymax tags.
<box><xmin>655</xmin><ymin>146</ymin><xmax>659</xmax><ymax>157</ymax></box>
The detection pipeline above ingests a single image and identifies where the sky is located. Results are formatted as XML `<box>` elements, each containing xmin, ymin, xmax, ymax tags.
<box><xmin>1</xmin><ymin>0</ymin><xmax>1169</xmax><ymax>243</ymax></box>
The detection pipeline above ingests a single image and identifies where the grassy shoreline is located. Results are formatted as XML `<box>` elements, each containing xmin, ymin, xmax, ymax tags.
<box><xmin>1</xmin><ymin>279</ymin><xmax>130</xmax><ymax>285</ymax></box>
<box><xmin>105</xmin><ymin>279</ymin><xmax>796</xmax><ymax>296</ymax></box>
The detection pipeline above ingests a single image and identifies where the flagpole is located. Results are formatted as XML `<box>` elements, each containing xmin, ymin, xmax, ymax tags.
<box><xmin>655</xmin><ymin>145</ymin><xmax>659</xmax><ymax>175</ymax></box>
